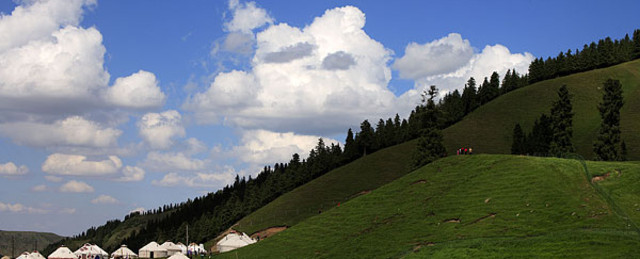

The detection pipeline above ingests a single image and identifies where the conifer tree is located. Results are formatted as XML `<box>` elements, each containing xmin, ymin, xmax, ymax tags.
<box><xmin>511</xmin><ymin>123</ymin><xmax>525</xmax><ymax>155</ymax></box>
<box><xmin>594</xmin><ymin>79</ymin><xmax>624</xmax><ymax>161</ymax></box>
<box><xmin>549</xmin><ymin>85</ymin><xmax>575</xmax><ymax>156</ymax></box>
<box><xmin>412</xmin><ymin>85</ymin><xmax>446</xmax><ymax>168</ymax></box>
<box><xmin>461</xmin><ymin>77</ymin><xmax>479</xmax><ymax>115</ymax></box>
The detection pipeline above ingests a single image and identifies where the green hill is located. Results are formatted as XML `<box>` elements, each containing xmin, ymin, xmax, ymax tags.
<box><xmin>0</xmin><ymin>231</ymin><xmax>63</xmax><ymax>257</ymax></box>
<box><xmin>216</xmin><ymin>155</ymin><xmax>640</xmax><ymax>258</ymax></box>
<box><xmin>234</xmin><ymin>139</ymin><xmax>416</xmax><ymax>236</ymax></box>
<box><xmin>443</xmin><ymin>59</ymin><xmax>640</xmax><ymax>160</ymax></box>
<box><xmin>230</xmin><ymin>59</ymin><xmax>640</xmax><ymax>240</ymax></box>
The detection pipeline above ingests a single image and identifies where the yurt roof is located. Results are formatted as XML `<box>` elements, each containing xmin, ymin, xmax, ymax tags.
<box><xmin>139</xmin><ymin>242</ymin><xmax>166</xmax><ymax>252</ymax></box>
<box><xmin>167</xmin><ymin>254</ymin><xmax>188</xmax><ymax>259</ymax></box>
<box><xmin>111</xmin><ymin>245</ymin><xmax>137</xmax><ymax>257</ymax></box>
<box><xmin>26</xmin><ymin>252</ymin><xmax>46</xmax><ymax>259</ymax></box>
<box><xmin>160</xmin><ymin>242</ymin><xmax>181</xmax><ymax>251</ymax></box>
<box><xmin>48</xmin><ymin>246</ymin><xmax>76</xmax><ymax>259</ymax></box>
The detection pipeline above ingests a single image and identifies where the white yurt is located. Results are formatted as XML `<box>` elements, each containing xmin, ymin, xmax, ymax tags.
<box><xmin>2</xmin><ymin>255</ymin><xmax>10</xmax><ymax>259</ymax></box>
<box><xmin>159</xmin><ymin>242</ymin><xmax>181</xmax><ymax>257</ymax></box>
<box><xmin>216</xmin><ymin>232</ymin><xmax>256</xmax><ymax>253</ymax></box>
<box><xmin>17</xmin><ymin>252</ymin><xmax>31</xmax><ymax>259</ymax></box>
<box><xmin>175</xmin><ymin>243</ymin><xmax>187</xmax><ymax>255</ymax></box>
<box><xmin>186</xmin><ymin>244</ymin><xmax>205</xmax><ymax>256</ymax></box>
<box><xmin>26</xmin><ymin>252</ymin><xmax>46</xmax><ymax>259</ymax></box>
<box><xmin>110</xmin><ymin>245</ymin><xmax>137</xmax><ymax>259</ymax></box>
<box><xmin>138</xmin><ymin>242</ymin><xmax>167</xmax><ymax>259</ymax></box>
<box><xmin>74</xmin><ymin>244</ymin><xmax>108</xmax><ymax>259</ymax></box>
<box><xmin>167</xmin><ymin>253</ymin><xmax>188</xmax><ymax>259</ymax></box>
<box><xmin>48</xmin><ymin>246</ymin><xmax>76</xmax><ymax>259</ymax></box>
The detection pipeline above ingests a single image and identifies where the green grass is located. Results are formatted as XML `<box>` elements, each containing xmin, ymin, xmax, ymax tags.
<box><xmin>234</xmin><ymin>140</ymin><xmax>416</xmax><ymax>235</ymax></box>
<box><xmin>216</xmin><ymin>155</ymin><xmax>640</xmax><ymax>258</ymax></box>
<box><xmin>443</xmin><ymin>59</ymin><xmax>640</xmax><ymax>160</ymax></box>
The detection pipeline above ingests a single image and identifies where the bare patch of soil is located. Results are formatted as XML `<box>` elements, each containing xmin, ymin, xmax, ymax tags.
<box><xmin>411</xmin><ymin>179</ymin><xmax>427</xmax><ymax>185</ymax></box>
<box><xmin>250</xmin><ymin>226</ymin><xmax>288</xmax><ymax>240</ymax></box>
<box><xmin>349</xmin><ymin>190</ymin><xmax>371</xmax><ymax>199</ymax></box>
<box><xmin>443</xmin><ymin>218</ymin><xmax>460</xmax><ymax>223</ymax></box>
<box><xmin>592</xmin><ymin>172</ymin><xmax>611</xmax><ymax>183</ymax></box>
<box><xmin>466</xmin><ymin>213</ymin><xmax>497</xmax><ymax>225</ymax></box>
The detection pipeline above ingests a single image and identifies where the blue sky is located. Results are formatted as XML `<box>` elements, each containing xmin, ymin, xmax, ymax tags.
<box><xmin>0</xmin><ymin>0</ymin><xmax>638</xmax><ymax>237</ymax></box>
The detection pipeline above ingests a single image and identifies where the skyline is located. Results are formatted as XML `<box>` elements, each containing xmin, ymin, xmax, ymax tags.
<box><xmin>0</xmin><ymin>0</ymin><xmax>639</xmax><ymax>236</ymax></box>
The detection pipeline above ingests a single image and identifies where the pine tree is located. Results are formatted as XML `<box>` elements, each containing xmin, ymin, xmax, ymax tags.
<box><xmin>593</xmin><ymin>79</ymin><xmax>624</xmax><ymax>161</ymax></box>
<box><xmin>412</xmin><ymin>85</ymin><xmax>446</xmax><ymax>168</ymax></box>
<box><xmin>620</xmin><ymin>140</ymin><xmax>628</xmax><ymax>161</ymax></box>
<box><xmin>461</xmin><ymin>77</ymin><xmax>479</xmax><ymax>115</ymax></box>
<box><xmin>511</xmin><ymin>123</ymin><xmax>525</xmax><ymax>155</ymax></box>
<box><xmin>634</xmin><ymin>29</ymin><xmax>640</xmax><ymax>59</ymax></box>
<box><xmin>549</xmin><ymin>85</ymin><xmax>575</xmax><ymax>156</ymax></box>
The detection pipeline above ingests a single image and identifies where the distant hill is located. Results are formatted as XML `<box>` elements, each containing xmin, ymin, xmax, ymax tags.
<box><xmin>216</xmin><ymin>155</ymin><xmax>640</xmax><ymax>257</ymax></box>
<box><xmin>443</xmin><ymin>59</ymin><xmax>640</xmax><ymax>160</ymax></box>
<box><xmin>0</xmin><ymin>231</ymin><xmax>63</xmax><ymax>257</ymax></box>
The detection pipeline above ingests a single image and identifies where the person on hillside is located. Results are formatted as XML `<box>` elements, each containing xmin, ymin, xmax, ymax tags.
<box><xmin>469</xmin><ymin>148</ymin><xmax>473</xmax><ymax>155</ymax></box>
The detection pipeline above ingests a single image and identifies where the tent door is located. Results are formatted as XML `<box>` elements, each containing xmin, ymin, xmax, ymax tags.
<box><xmin>150</xmin><ymin>252</ymin><xmax>154</xmax><ymax>259</ymax></box>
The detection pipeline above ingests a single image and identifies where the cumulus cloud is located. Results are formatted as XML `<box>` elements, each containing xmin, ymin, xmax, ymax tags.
<box><xmin>59</xmin><ymin>180</ymin><xmax>94</xmax><ymax>193</ymax></box>
<box><xmin>225</xmin><ymin>0</ymin><xmax>273</xmax><ymax>33</ymax></box>
<box><xmin>0</xmin><ymin>116</ymin><xmax>122</xmax><ymax>148</ymax></box>
<box><xmin>45</xmin><ymin>175</ymin><xmax>63</xmax><ymax>182</ymax></box>
<box><xmin>32</xmin><ymin>184</ymin><xmax>47</xmax><ymax>192</ymax></box>
<box><xmin>393</xmin><ymin>33</ymin><xmax>534</xmax><ymax>97</ymax></box>
<box><xmin>0</xmin><ymin>202</ymin><xmax>47</xmax><ymax>214</ymax></box>
<box><xmin>138</xmin><ymin>110</ymin><xmax>185</xmax><ymax>149</ymax></box>
<box><xmin>91</xmin><ymin>195</ymin><xmax>118</xmax><ymax>204</ymax></box>
<box><xmin>141</xmin><ymin>151</ymin><xmax>207</xmax><ymax>172</ymax></box>
<box><xmin>114</xmin><ymin>166</ymin><xmax>145</xmax><ymax>182</ymax></box>
<box><xmin>152</xmin><ymin>171</ymin><xmax>236</xmax><ymax>188</ymax></box>
<box><xmin>393</xmin><ymin>33</ymin><xmax>474</xmax><ymax>79</ymax></box>
<box><xmin>104</xmin><ymin>70</ymin><xmax>165</xmax><ymax>109</ymax></box>
<box><xmin>226</xmin><ymin>129</ymin><xmax>339</xmax><ymax>166</ymax></box>
<box><xmin>42</xmin><ymin>153</ymin><xmax>122</xmax><ymax>176</ymax></box>
<box><xmin>0</xmin><ymin>162</ymin><xmax>29</xmax><ymax>176</ymax></box>
<box><xmin>219</xmin><ymin>32</ymin><xmax>255</xmax><ymax>55</ymax></box>
<box><xmin>60</xmin><ymin>208</ymin><xmax>76</xmax><ymax>214</ymax></box>
<box><xmin>0</xmin><ymin>0</ymin><xmax>165</xmax><ymax>153</ymax></box>
<box><xmin>186</xmin><ymin>6</ymin><xmax>397</xmax><ymax>135</ymax></box>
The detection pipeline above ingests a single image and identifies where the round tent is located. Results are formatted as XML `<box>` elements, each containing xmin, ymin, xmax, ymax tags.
<box><xmin>48</xmin><ymin>246</ymin><xmax>76</xmax><ymax>259</ymax></box>
<box><xmin>26</xmin><ymin>252</ymin><xmax>46</xmax><ymax>259</ymax></box>
<box><xmin>175</xmin><ymin>243</ymin><xmax>187</xmax><ymax>255</ymax></box>
<box><xmin>74</xmin><ymin>244</ymin><xmax>108</xmax><ymax>259</ymax></box>
<box><xmin>2</xmin><ymin>255</ymin><xmax>10</xmax><ymax>259</ymax></box>
<box><xmin>17</xmin><ymin>252</ymin><xmax>30</xmax><ymax>259</ymax></box>
<box><xmin>167</xmin><ymin>254</ymin><xmax>188</xmax><ymax>259</ymax></box>
<box><xmin>216</xmin><ymin>232</ymin><xmax>256</xmax><ymax>253</ymax></box>
<box><xmin>160</xmin><ymin>242</ymin><xmax>181</xmax><ymax>257</ymax></box>
<box><xmin>110</xmin><ymin>245</ymin><xmax>137</xmax><ymax>259</ymax></box>
<box><xmin>138</xmin><ymin>242</ymin><xmax>167</xmax><ymax>259</ymax></box>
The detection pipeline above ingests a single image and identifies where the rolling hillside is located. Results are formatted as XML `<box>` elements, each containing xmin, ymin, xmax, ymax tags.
<box><xmin>0</xmin><ymin>231</ymin><xmax>63</xmax><ymax>257</ymax></box>
<box><xmin>217</xmin><ymin>155</ymin><xmax>640</xmax><ymax>258</ymax></box>
<box><xmin>227</xmin><ymin>59</ymin><xmax>640</xmax><ymax>242</ymax></box>
<box><xmin>443</xmin><ymin>59</ymin><xmax>640</xmax><ymax>160</ymax></box>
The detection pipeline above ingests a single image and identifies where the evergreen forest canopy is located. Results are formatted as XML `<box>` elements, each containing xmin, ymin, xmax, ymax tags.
<box><xmin>44</xmin><ymin>28</ymin><xmax>640</xmax><ymax>255</ymax></box>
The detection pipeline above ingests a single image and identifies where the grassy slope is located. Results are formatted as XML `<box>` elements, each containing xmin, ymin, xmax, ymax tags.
<box><xmin>234</xmin><ymin>140</ymin><xmax>416</xmax><ymax>235</ymax></box>
<box><xmin>0</xmin><ymin>231</ymin><xmax>63</xmax><ymax>256</ymax></box>
<box><xmin>443</xmin><ymin>59</ymin><xmax>640</xmax><ymax>160</ymax></box>
<box><xmin>231</xmin><ymin>59</ymin><xmax>640</xmax><ymax>238</ymax></box>
<box><xmin>217</xmin><ymin>155</ymin><xmax>640</xmax><ymax>258</ymax></box>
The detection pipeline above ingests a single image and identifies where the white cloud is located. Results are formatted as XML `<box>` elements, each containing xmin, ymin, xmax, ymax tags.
<box><xmin>225</xmin><ymin>0</ymin><xmax>273</xmax><ymax>33</ymax></box>
<box><xmin>129</xmin><ymin>207</ymin><xmax>145</xmax><ymax>214</ymax></box>
<box><xmin>141</xmin><ymin>151</ymin><xmax>207</xmax><ymax>172</ymax></box>
<box><xmin>104</xmin><ymin>70</ymin><xmax>166</xmax><ymax>109</ymax></box>
<box><xmin>138</xmin><ymin>110</ymin><xmax>185</xmax><ymax>149</ymax></box>
<box><xmin>0</xmin><ymin>202</ymin><xmax>47</xmax><ymax>214</ymax></box>
<box><xmin>114</xmin><ymin>166</ymin><xmax>145</xmax><ymax>182</ymax></box>
<box><xmin>45</xmin><ymin>175</ymin><xmax>63</xmax><ymax>182</ymax></box>
<box><xmin>186</xmin><ymin>6</ymin><xmax>397</xmax><ymax>135</ymax></box>
<box><xmin>32</xmin><ymin>184</ymin><xmax>47</xmax><ymax>192</ymax></box>
<box><xmin>393</xmin><ymin>34</ymin><xmax>535</xmax><ymax>98</ymax></box>
<box><xmin>60</xmin><ymin>208</ymin><xmax>76</xmax><ymax>214</ymax></box>
<box><xmin>152</xmin><ymin>171</ymin><xmax>236</xmax><ymax>188</ymax></box>
<box><xmin>393</xmin><ymin>33</ymin><xmax>474</xmax><ymax>79</ymax></box>
<box><xmin>91</xmin><ymin>195</ymin><xmax>118</xmax><ymax>204</ymax></box>
<box><xmin>59</xmin><ymin>180</ymin><xmax>94</xmax><ymax>193</ymax></box>
<box><xmin>42</xmin><ymin>153</ymin><xmax>122</xmax><ymax>176</ymax></box>
<box><xmin>0</xmin><ymin>116</ymin><xmax>122</xmax><ymax>148</ymax></box>
<box><xmin>0</xmin><ymin>162</ymin><xmax>29</xmax><ymax>176</ymax></box>
<box><xmin>228</xmin><ymin>129</ymin><xmax>339</xmax><ymax>166</ymax></box>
